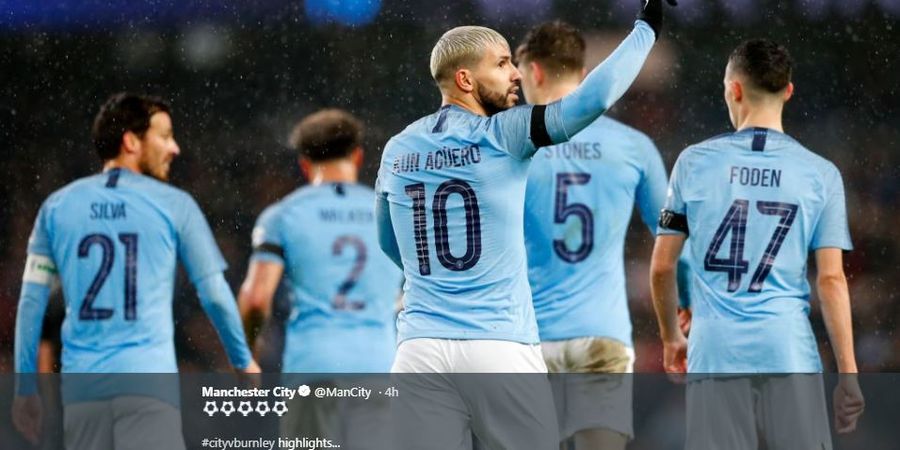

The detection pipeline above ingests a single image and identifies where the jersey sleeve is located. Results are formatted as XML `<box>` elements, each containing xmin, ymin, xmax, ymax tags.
<box><xmin>810</xmin><ymin>165</ymin><xmax>852</xmax><ymax>250</ymax></box>
<box><xmin>636</xmin><ymin>135</ymin><xmax>669</xmax><ymax>234</ymax></box>
<box><xmin>496</xmin><ymin>21</ymin><xmax>655</xmax><ymax>161</ymax></box>
<box><xmin>658</xmin><ymin>151</ymin><xmax>689</xmax><ymax>236</ymax></box>
<box><xmin>175</xmin><ymin>194</ymin><xmax>228</xmax><ymax>284</ymax></box>
<box><xmin>250</xmin><ymin>205</ymin><xmax>286</xmax><ymax>265</ymax></box>
<box><xmin>554</xmin><ymin>21</ymin><xmax>656</xmax><ymax>141</ymax></box>
<box><xmin>374</xmin><ymin>174</ymin><xmax>403</xmax><ymax>269</ymax></box>
<box><xmin>27</xmin><ymin>200</ymin><xmax>53</xmax><ymax>256</ymax></box>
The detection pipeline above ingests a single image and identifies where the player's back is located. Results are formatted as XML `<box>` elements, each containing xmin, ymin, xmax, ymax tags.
<box><xmin>672</xmin><ymin>128</ymin><xmax>850</xmax><ymax>372</ymax></box>
<box><xmin>525</xmin><ymin>116</ymin><xmax>665</xmax><ymax>345</ymax></box>
<box><xmin>31</xmin><ymin>168</ymin><xmax>210</xmax><ymax>373</ymax></box>
<box><xmin>260</xmin><ymin>183</ymin><xmax>402</xmax><ymax>372</ymax></box>
<box><xmin>377</xmin><ymin>104</ymin><xmax>540</xmax><ymax>344</ymax></box>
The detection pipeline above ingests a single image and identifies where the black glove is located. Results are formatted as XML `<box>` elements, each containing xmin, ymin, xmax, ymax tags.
<box><xmin>637</xmin><ymin>0</ymin><xmax>678</xmax><ymax>39</ymax></box>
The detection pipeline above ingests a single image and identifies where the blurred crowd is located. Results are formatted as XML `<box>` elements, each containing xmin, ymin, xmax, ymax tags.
<box><xmin>1</xmin><ymin>4</ymin><xmax>897</xmax><ymax>372</ymax></box>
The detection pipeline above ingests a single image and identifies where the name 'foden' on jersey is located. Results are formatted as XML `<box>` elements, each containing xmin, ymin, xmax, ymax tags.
<box><xmin>730</xmin><ymin>166</ymin><xmax>782</xmax><ymax>188</ymax></box>
<box><xmin>392</xmin><ymin>144</ymin><xmax>482</xmax><ymax>174</ymax></box>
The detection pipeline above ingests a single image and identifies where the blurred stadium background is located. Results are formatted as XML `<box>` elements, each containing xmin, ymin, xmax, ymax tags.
<box><xmin>0</xmin><ymin>0</ymin><xmax>897</xmax><ymax>372</ymax></box>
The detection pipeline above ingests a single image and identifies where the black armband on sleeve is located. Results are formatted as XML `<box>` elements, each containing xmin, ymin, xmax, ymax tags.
<box><xmin>253</xmin><ymin>243</ymin><xmax>285</xmax><ymax>259</ymax></box>
<box><xmin>659</xmin><ymin>209</ymin><xmax>689</xmax><ymax>235</ymax></box>
<box><xmin>530</xmin><ymin>104</ymin><xmax>553</xmax><ymax>148</ymax></box>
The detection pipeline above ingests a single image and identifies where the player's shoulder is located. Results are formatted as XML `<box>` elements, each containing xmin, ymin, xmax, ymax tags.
<box><xmin>669</xmin><ymin>132</ymin><xmax>741</xmax><ymax>175</ymax></box>
<box><xmin>42</xmin><ymin>173</ymin><xmax>102</xmax><ymax>205</ymax></box>
<box><xmin>769</xmin><ymin>132</ymin><xmax>840</xmax><ymax>176</ymax></box>
<box><xmin>260</xmin><ymin>185</ymin><xmax>311</xmax><ymax>218</ymax></box>
<box><xmin>687</xmin><ymin>131</ymin><xmax>738</xmax><ymax>152</ymax></box>
<box><xmin>343</xmin><ymin>181</ymin><xmax>376</xmax><ymax>198</ymax></box>
<box><xmin>592</xmin><ymin>115</ymin><xmax>644</xmax><ymax>137</ymax></box>
<box><xmin>133</xmin><ymin>173</ymin><xmax>202</xmax><ymax>214</ymax></box>
<box><xmin>594</xmin><ymin>116</ymin><xmax>658</xmax><ymax>150</ymax></box>
<box><xmin>386</xmin><ymin>109</ymin><xmax>446</xmax><ymax>151</ymax></box>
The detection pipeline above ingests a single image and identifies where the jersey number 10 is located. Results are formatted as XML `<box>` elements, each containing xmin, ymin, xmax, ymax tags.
<box><xmin>704</xmin><ymin>199</ymin><xmax>799</xmax><ymax>293</ymax></box>
<box><xmin>405</xmin><ymin>180</ymin><xmax>482</xmax><ymax>276</ymax></box>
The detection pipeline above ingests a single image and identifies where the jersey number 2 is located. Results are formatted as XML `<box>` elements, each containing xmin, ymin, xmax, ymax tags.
<box><xmin>704</xmin><ymin>199</ymin><xmax>799</xmax><ymax>293</ymax></box>
<box><xmin>332</xmin><ymin>235</ymin><xmax>367</xmax><ymax>310</ymax></box>
<box><xmin>405</xmin><ymin>180</ymin><xmax>482</xmax><ymax>276</ymax></box>
<box><xmin>78</xmin><ymin>233</ymin><xmax>138</xmax><ymax>321</ymax></box>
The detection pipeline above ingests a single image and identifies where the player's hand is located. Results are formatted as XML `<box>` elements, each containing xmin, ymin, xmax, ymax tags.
<box><xmin>637</xmin><ymin>0</ymin><xmax>679</xmax><ymax>39</ymax></box>
<box><xmin>677</xmin><ymin>307</ymin><xmax>692</xmax><ymax>336</ymax></box>
<box><xmin>12</xmin><ymin>395</ymin><xmax>42</xmax><ymax>445</ymax></box>
<box><xmin>236</xmin><ymin>359</ymin><xmax>262</xmax><ymax>388</ymax></box>
<box><xmin>239</xmin><ymin>359</ymin><xmax>262</xmax><ymax>374</ymax></box>
<box><xmin>662</xmin><ymin>333</ymin><xmax>687</xmax><ymax>377</ymax></box>
<box><xmin>833</xmin><ymin>374</ymin><xmax>864</xmax><ymax>433</ymax></box>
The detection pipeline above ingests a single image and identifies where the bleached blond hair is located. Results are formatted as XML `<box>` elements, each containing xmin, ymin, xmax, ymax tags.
<box><xmin>430</xmin><ymin>26</ymin><xmax>509</xmax><ymax>87</ymax></box>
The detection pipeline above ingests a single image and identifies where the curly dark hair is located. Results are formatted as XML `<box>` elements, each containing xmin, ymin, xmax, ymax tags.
<box><xmin>289</xmin><ymin>109</ymin><xmax>364</xmax><ymax>162</ymax></box>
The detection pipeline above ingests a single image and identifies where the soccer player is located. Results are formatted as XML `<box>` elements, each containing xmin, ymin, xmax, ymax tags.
<box><xmin>651</xmin><ymin>39</ymin><xmax>865</xmax><ymax>448</ymax></box>
<box><xmin>12</xmin><ymin>93</ymin><xmax>259</xmax><ymax>450</ymax></box>
<box><xmin>376</xmin><ymin>1</ymin><xmax>676</xmax><ymax>448</ymax></box>
<box><xmin>516</xmin><ymin>20</ymin><xmax>668</xmax><ymax>450</ymax></box>
<box><xmin>238</xmin><ymin>109</ymin><xmax>403</xmax><ymax>447</ymax></box>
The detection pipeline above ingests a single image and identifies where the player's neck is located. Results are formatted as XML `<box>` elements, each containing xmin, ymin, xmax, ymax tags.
<box><xmin>442</xmin><ymin>95</ymin><xmax>489</xmax><ymax>116</ymax></box>
<box><xmin>307</xmin><ymin>160</ymin><xmax>358</xmax><ymax>185</ymax></box>
<box><xmin>735</xmin><ymin>108</ymin><xmax>784</xmax><ymax>133</ymax></box>
<box><xmin>102</xmin><ymin>158</ymin><xmax>140</xmax><ymax>175</ymax></box>
<box><xmin>533</xmin><ymin>80</ymin><xmax>580</xmax><ymax>104</ymax></box>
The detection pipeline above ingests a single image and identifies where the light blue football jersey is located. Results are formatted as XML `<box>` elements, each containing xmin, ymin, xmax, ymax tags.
<box><xmin>375</xmin><ymin>21</ymin><xmax>656</xmax><ymax>345</ymax></box>
<box><xmin>525</xmin><ymin>116</ymin><xmax>667</xmax><ymax>345</ymax></box>
<box><xmin>26</xmin><ymin>168</ymin><xmax>229</xmax><ymax>373</ymax></box>
<box><xmin>376</xmin><ymin>105</ymin><xmax>548</xmax><ymax>344</ymax></box>
<box><xmin>660</xmin><ymin>128</ymin><xmax>852</xmax><ymax>373</ymax></box>
<box><xmin>252</xmin><ymin>182</ymin><xmax>404</xmax><ymax>373</ymax></box>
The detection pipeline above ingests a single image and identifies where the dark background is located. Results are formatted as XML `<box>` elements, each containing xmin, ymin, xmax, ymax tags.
<box><xmin>0</xmin><ymin>0</ymin><xmax>897</xmax><ymax>372</ymax></box>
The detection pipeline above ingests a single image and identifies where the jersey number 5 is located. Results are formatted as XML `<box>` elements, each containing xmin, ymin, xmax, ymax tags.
<box><xmin>78</xmin><ymin>233</ymin><xmax>138</xmax><ymax>321</ymax></box>
<box><xmin>405</xmin><ymin>180</ymin><xmax>482</xmax><ymax>276</ymax></box>
<box><xmin>553</xmin><ymin>173</ymin><xmax>594</xmax><ymax>263</ymax></box>
<box><xmin>704</xmin><ymin>199</ymin><xmax>799</xmax><ymax>293</ymax></box>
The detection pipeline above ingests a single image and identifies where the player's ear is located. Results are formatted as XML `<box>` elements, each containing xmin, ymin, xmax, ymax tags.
<box><xmin>298</xmin><ymin>156</ymin><xmax>312</xmax><ymax>179</ymax></box>
<box><xmin>121</xmin><ymin>131</ymin><xmax>141</xmax><ymax>155</ymax></box>
<box><xmin>350</xmin><ymin>146</ymin><xmax>364</xmax><ymax>169</ymax></box>
<box><xmin>530</xmin><ymin>61</ymin><xmax>544</xmax><ymax>86</ymax></box>
<box><xmin>783</xmin><ymin>82</ymin><xmax>794</xmax><ymax>102</ymax></box>
<box><xmin>454</xmin><ymin>68</ymin><xmax>475</xmax><ymax>93</ymax></box>
<box><xmin>730</xmin><ymin>80</ymin><xmax>743</xmax><ymax>103</ymax></box>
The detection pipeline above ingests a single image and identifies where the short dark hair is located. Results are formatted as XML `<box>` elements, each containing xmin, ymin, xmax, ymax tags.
<box><xmin>290</xmin><ymin>109</ymin><xmax>364</xmax><ymax>162</ymax></box>
<box><xmin>91</xmin><ymin>93</ymin><xmax>170</xmax><ymax>161</ymax></box>
<box><xmin>515</xmin><ymin>21</ymin><xmax>585</xmax><ymax>77</ymax></box>
<box><xmin>728</xmin><ymin>39</ymin><xmax>793</xmax><ymax>94</ymax></box>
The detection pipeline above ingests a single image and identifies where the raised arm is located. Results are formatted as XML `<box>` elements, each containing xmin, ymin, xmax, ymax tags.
<box><xmin>551</xmin><ymin>21</ymin><xmax>656</xmax><ymax>141</ymax></box>
<box><xmin>539</xmin><ymin>1</ymin><xmax>676</xmax><ymax>145</ymax></box>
